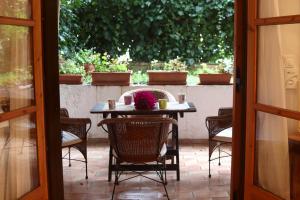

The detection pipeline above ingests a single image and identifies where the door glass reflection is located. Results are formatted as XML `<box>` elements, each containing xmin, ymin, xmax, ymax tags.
<box><xmin>0</xmin><ymin>114</ymin><xmax>39</xmax><ymax>199</ymax></box>
<box><xmin>255</xmin><ymin>111</ymin><xmax>299</xmax><ymax>199</ymax></box>
<box><xmin>0</xmin><ymin>25</ymin><xmax>34</xmax><ymax>113</ymax></box>
<box><xmin>257</xmin><ymin>24</ymin><xmax>300</xmax><ymax>112</ymax></box>
<box><xmin>0</xmin><ymin>0</ymin><xmax>32</xmax><ymax>19</ymax></box>
<box><xmin>259</xmin><ymin>0</ymin><xmax>300</xmax><ymax>18</ymax></box>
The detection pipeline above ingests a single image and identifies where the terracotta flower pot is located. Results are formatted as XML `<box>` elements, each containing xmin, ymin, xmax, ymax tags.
<box><xmin>199</xmin><ymin>73</ymin><xmax>232</xmax><ymax>85</ymax></box>
<box><xmin>59</xmin><ymin>74</ymin><xmax>83</xmax><ymax>85</ymax></box>
<box><xmin>84</xmin><ymin>63</ymin><xmax>95</xmax><ymax>74</ymax></box>
<box><xmin>91</xmin><ymin>72</ymin><xmax>131</xmax><ymax>86</ymax></box>
<box><xmin>147</xmin><ymin>71</ymin><xmax>187</xmax><ymax>85</ymax></box>
<box><xmin>0</xmin><ymin>88</ymin><xmax>9</xmax><ymax>112</ymax></box>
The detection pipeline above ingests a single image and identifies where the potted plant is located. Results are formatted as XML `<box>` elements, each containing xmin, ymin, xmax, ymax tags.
<box><xmin>74</xmin><ymin>49</ymin><xmax>99</xmax><ymax>74</ymax></box>
<box><xmin>147</xmin><ymin>58</ymin><xmax>188</xmax><ymax>85</ymax></box>
<box><xmin>91</xmin><ymin>53</ymin><xmax>131</xmax><ymax>86</ymax></box>
<box><xmin>59</xmin><ymin>59</ymin><xmax>85</xmax><ymax>84</ymax></box>
<box><xmin>0</xmin><ymin>72</ymin><xmax>11</xmax><ymax>112</ymax></box>
<box><xmin>198</xmin><ymin>61</ymin><xmax>233</xmax><ymax>85</ymax></box>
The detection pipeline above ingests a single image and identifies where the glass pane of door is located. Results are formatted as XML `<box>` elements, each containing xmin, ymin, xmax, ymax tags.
<box><xmin>0</xmin><ymin>0</ymin><xmax>48</xmax><ymax>199</ymax></box>
<box><xmin>256</xmin><ymin>23</ymin><xmax>300</xmax><ymax>200</ymax></box>
<box><xmin>257</xmin><ymin>24</ymin><xmax>300</xmax><ymax>111</ymax></box>
<box><xmin>0</xmin><ymin>114</ymin><xmax>39</xmax><ymax>199</ymax></box>
<box><xmin>0</xmin><ymin>25</ymin><xmax>34</xmax><ymax>113</ymax></box>
<box><xmin>0</xmin><ymin>0</ymin><xmax>32</xmax><ymax>19</ymax></box>
<box><xmin>246</xmin><ymin>0</ymin><xmax>300</xmax><ymax>199</ymax></box>
<box><xmin>254</xmin><ymin>111</ymin><xmax>295</xmax><ymax>200</ymax></box>
<box><xmin>259</xmin><ymin>0</ymin><xmax>300</xmax><ymax>18</ymax></box>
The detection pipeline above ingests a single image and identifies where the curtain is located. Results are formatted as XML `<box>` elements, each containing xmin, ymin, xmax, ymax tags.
<box><xmin>257</xmin><ymin>0</ymin><xmax>291</xmax><ymax>199</ymax></box>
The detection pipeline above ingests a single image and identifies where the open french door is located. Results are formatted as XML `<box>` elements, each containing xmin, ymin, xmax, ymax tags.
<box><xmin>244</xmin><ymin>0</ymin><xmax>300</xmax><ymax>200</ymax></box>
<box><xmin>0</xmin><ymin>0</ymin><xmax>48</xmax><ymax>199</ymax></box>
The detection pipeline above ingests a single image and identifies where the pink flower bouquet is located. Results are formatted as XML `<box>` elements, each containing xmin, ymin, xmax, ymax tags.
<box><xmin>134</xmin><ymin>91</ymin><xmax>157</xmax><ymax>110</ymax></box>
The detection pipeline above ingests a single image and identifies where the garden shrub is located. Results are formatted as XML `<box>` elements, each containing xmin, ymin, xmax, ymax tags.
<box><xmin>59</xmin><ymin>0</ymin><xmax>234</xmax><ymax>64</ymax></box>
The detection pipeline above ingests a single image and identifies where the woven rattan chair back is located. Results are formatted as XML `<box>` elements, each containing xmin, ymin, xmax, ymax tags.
<box><xmin>99</xmin><ymin>117</ymin><xmax>177</xmax><ymax>163</ymax></box>
<box><xmin>119</xmin><ymin>88</ymin><xmax>176</xmax><ymax>103</ymax></box>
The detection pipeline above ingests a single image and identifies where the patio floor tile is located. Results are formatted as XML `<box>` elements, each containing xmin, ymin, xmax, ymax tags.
<box><xmin>63</xmin><ymin>142</ymin><xmax>231</xmax><ymax>200</ymax></box>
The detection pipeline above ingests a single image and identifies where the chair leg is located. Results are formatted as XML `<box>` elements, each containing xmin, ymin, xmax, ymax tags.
<box><xmin>83</xmin><ymin>144</ymin><xmax>88</xmax><ymax>179</ymax></box>
<box><xmin>162</xmin><ymin>180</ymin><xmax>169</xmax><ymax>200</ymax></box>
<box><xmin>68</xmin><ymin>147</ymin><xmax>71</xmax><ymax>167</ymax></box>
<box><xmin>77</xmin><ymin>142</ymin><xmax>88</xmax><ymax>179</ymax></box>
<box><xmin>162</xmin><ymin>159</ymin><xmax>169</xmax><ymax>200</ymax></box>
<box><xmin>218</xmin><ymin>146</ymin><xmax>221</xmax><ymax>166</ymax></box>
<box><xmin>111</xmin><ymin>162</ymin><xmax>119</xmax><ymax>200</ymax></box>
<box><xmin>164</xmin><ymin>160</ymin><xmax>168</xmax><ymax>185</ymax></box>
<box><xmin>208</xmin><ymin>141</ymin><xmax>211</xmax><ymax>178</ymax></box>
<box><xmin>108</xmin><ymin>146</ymin><xmax>113</xmax><ymax>182</ymax></box>
<box><xmin>209</xmin><ymin>157</ymin><xmax>211</xmax><ymax>178</ymax></box>
<box><xmin>85</xmin><ymin>158</ymin><xmax>88</xmax><ymax>179</ymax></box>
<box><xmin>111</xmin><ymin>174</ymin><xmax>117</xmax><ymax>200</ymax></box>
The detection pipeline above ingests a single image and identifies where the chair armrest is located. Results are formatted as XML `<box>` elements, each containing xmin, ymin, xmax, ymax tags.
<box><xmin>60</xmin><ymin>108</ymin><xmax>69</xmax><ymax>117</ymax></box>
<box><xmin>206</xmin><ymin>114</ymin><xmax>232</xmax><ymax>138</ymax></box>
<box><xmin>98</xmin><ymin>117</ymin><xmax>178</xmax><ymax>135</ymax></box>
<box><xmin>218</xmin><ymin>107</ymin><xmax>233</xmax><ymax>116</ymax></box>
<box><xmin>60</xmin><ymin>117</ymin><xmax>92</xmax><ymax>139</ymax></box>
<box><xmin>98</xmin><ymin>117</ymin><xmax>177</xmax><ymax>127</ymax></box>
<box><xmin>60</xmin><ymin>117</ymin><xmax>91</xmax><ymax>126</ymax></box>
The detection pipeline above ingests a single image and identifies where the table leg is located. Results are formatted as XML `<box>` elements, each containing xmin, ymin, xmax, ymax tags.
<box><xmin>108</xmin><ymin>113</ymin><xmax>117</xmax><ymax>182</ymax></box>
<box><xmin>102</xmin><ymin>113</ymin><xmax>113</xmax><ymax>181</ymax></box>
<box><xmin>172</xmin><ymin>113</ymin><xmax>180</xmax><ymax>181</ymax></box>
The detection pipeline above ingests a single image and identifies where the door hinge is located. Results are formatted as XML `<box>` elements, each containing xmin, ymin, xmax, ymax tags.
<box><xmin>235</xmin><ymin>67</ymin><xmax>242</xmax><ymax>92</ymax></box>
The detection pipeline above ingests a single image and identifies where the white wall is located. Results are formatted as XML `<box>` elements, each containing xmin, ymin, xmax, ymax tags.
<box><xmin>60</xmin><ymin>85</ymin><xmax>233</xmax><ymax>139</ymax></box>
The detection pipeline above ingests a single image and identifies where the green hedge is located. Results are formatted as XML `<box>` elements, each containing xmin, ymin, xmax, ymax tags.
<box><xmin>59</xmin><ymin>0</ymin><xmax>234</xmax><ymax>64</ymax></box>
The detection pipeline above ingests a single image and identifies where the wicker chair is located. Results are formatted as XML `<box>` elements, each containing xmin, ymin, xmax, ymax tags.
<box><xmin>98</xmin><ymin>117</ymin><xmax>178</xmax><ymax>200</ymax></box>
<box><xmin>206</xmin><ymin>107</ymin><xmax>233</xmax><ymax>178</ymax></box>
<box><xmin>60</xmin><ymin>108</ymin><xmax>91</xmax><ymax>179</ymax></box>
<box><xmin>119</xmin><ymin>88</ymin><xmax>176</xmax><ymax>161</ymax></box>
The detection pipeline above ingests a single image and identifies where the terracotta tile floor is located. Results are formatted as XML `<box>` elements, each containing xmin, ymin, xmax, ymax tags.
<box><xmin>63</xmin><ymin>142</ymin><xmax>231</xmax><ymax>200</ymax></box>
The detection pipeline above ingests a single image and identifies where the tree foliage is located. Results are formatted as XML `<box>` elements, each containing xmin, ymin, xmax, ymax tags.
<box><xmin>59</xmin><ymin>0</ymin><xmax>234</xmax><ymax>63</ymax></box>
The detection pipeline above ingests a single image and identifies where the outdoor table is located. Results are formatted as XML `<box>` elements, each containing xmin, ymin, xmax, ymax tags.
<box><xmin>90</xmin><ymin>101</ymin><xmax>197</xmax><ymax>181</ymax></box>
